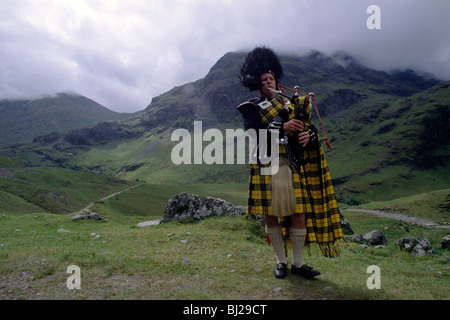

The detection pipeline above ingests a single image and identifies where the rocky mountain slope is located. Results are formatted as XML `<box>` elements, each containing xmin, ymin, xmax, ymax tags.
<box><xmin>0</xmin><ymin>92</ymin><xmax>136</xmax><ymax>146</ymax></box>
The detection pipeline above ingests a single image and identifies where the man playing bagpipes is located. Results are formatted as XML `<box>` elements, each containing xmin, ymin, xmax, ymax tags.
<box><xmin>237</xmin><ymin>47</ymin><xmax>343</xmax><ymax>279</ymax></box>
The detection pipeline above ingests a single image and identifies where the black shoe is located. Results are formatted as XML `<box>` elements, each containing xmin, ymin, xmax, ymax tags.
<box><xmin>291</xmin><ymin>264</ymin><xmax>321</xmax><ymax>279</ymax></box>
<box><xmin>274</xmin><ymin>263</ymin><xmax>288</xmax><ymax>279</ymax></box>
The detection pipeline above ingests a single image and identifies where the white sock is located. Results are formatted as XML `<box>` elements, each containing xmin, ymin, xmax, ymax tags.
<box><xmin>266</xmin><ymin>225</ymin><xmax>287</xmax><ymax>265</ymax></box>
<box><xmin>290</xmin><ymin>228</ymin><xmax>307</xmax><ymax>268</ymax></box>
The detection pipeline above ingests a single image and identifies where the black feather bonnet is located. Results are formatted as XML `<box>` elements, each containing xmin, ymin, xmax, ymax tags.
<box><xmin>240</xmin><ymin>46</ymin><xmax>283</xmax><ymax>91</ymax></box>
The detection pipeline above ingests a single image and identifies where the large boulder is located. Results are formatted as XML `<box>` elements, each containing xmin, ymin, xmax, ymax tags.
<box><xmin>160</xmin><ymin>192</ymin><xmax>246</xmax><ymax>223</ymax></box>
<box><xmin>72</xmin><ymin>209</ymin><xmax>105</xmax><ymax>221</ymax></box>
<box><xmin>363</xmin><ymin>229</ymin><xmax>387</xmax><ymax>246</ymax></box>
<box><xmin>397</xmin><ymin>237</ymin><xmax>436</xmax><ymax>256</ymax></box>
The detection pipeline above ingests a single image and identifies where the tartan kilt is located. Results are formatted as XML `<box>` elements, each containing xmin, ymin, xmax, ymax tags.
<box><xmin>247</xmin><ymin>144</ymin><xmax>311</xmax><ymax>215</ymax></box>
<box><xmin>246</xmin><ymin>141</ymin><xmax>343</xmax><ymax>257</ymax></box>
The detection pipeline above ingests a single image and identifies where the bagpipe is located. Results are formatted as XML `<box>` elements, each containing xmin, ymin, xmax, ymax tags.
<box><xmin>268</xmin><ymin>84</ymin><xmax>332</xmax><ymax>169</ymax></box>
<box><xmin>268</xmin><ymin>84</ymin><xmax>332</xmax><ymax>150</ymax></box>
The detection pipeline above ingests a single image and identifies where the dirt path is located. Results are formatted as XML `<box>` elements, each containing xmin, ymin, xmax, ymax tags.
<box><xmin>83</xmin><ymin>184</ymin><xmax>143</xmax><ymax>211</ymax></box>
<box><xmin>343</xmin><ymin>208</ymin><xmax>450</xmax><ymax>229</ymax></box>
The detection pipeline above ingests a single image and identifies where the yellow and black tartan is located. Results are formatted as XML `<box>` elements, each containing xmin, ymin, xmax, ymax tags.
<box><xmin>241</xmin><ymin>96</ymin><xmax>343</xmax><ymax>257</ymax></box>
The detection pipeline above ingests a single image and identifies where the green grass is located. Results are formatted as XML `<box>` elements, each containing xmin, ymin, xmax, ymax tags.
<box><xmin>0</xmin><ymin>190</ymin><xmax>44</xmax><ymax>213</ymax></box>
<box><xmin>1</xmin><ymin>200</ymin><xmax>448</xmax><ymax>300</ymax></box>
<box><xmin>355</xmin><ymin>188</ymin><xmax>450</xmax><ymax>224</ymax></box>
<box><xmin>0</xmin><ymin>166</ymin><xmax>138</xmax><ymax>214</ymax></box>
<box><xmin>333</xmin><ymin>165</ymin><xmax>450</xmax><ymax>205</ymax></box>
<box><xmin>0</xmin><ymin>155</ymin><xmax>448</xmax><ymax>300</ymax></box>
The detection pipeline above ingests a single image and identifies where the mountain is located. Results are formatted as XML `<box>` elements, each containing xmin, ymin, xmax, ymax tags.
<box><xmin>0</xmin><ymin>92</ymin><xmax>137</xmax><ymax>146</ymax></box>
<box><xmin>323</xmin><ymin>80</ymin><xmax>449</xmax><ymax>203</ymax></box>
<box><xmin>139</xmin><ymin>51</ymin><xmax>440</xmax><ymax>130</ymax></box>
<box><xmin>1</xmin><ymin>51</ymin><xmax>448</xmax><ymax>204</ymax></box>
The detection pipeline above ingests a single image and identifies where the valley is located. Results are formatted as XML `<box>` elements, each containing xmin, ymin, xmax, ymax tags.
<box><xmin>1</xmin><ymin>49</ymin><xmax>448</xmax><ymax>221</ymax></box>
<box><xmin>0</xmin><ymin>50</ymin><xmax>448</xmax><ymax>300</ymax></box>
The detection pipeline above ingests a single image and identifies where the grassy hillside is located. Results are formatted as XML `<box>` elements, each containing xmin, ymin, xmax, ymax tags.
<box><xmin>0</xmin><ymin>162</ymin><xmax>139</xmax><ymax>214</ymax></box>
<box><xmin>0</xmin><ymin>92</ymin><xmax>136</xmax><ymax>146</ymax></box>
<box><xmin>355</xmin><ymin>188</ymin><xmax>449</xmax><ymax>225</ymax></box>
<box><xmin>0</xmin><ymin>158</ymin><xmax>448</xmax><ymax>300</ymax></box>
<box><xmin>0</xmin><ymin>148</ymin><xmax>248</xmax><ymax>216</ymax></box>
<box><xmin>9</xmin><ymin>81</ymin><xmax>448</xmax><ymax>205</ymax></box>
<box><xmin>324</xmin><ymin>80</ymin><xmax>450</xmax><ymax>204</ymax></box>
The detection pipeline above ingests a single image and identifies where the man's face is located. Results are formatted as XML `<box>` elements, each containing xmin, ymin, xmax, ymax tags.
<box><xmin>259</xmin><ymin>72</ymin><xmax>276</xmax><ymax>98</ymax></box>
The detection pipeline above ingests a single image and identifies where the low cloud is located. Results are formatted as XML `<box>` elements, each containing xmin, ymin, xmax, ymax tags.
<box><xmin>0</xmin><ymin>0</ymin><xmax>448</xmax><ymax>112</ymax></box>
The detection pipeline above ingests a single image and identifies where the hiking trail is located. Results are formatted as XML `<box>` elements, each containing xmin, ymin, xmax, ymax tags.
<box><xmin>343</xmin><ymin>208</ymin><xmax>449</xmax><ymax>229</ymax></box>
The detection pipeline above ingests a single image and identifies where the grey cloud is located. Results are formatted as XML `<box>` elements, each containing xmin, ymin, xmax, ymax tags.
<box><xmin>0</xmin><ymin>0</ymin><xmax>448</xmax><ymax>112</ymax></box>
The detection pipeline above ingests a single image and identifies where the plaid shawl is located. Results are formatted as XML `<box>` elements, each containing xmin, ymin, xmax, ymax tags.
<box><xmin>240</xmin><ymin>96</ymin><xmax>343</xmax><ymax>257</ymax></box>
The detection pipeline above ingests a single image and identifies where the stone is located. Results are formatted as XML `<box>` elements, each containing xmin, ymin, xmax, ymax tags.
<box><xmin>363</xmin><ymin>229</ymin><xmax>387</xmax><ymax>246</ymax></box>
<box><xmin>137</xmin><ymin>220</ymin><xmax>161</xmax><ymax>227</ymax></box>
<box><xmin>273</xmin><ymin>287</ymin><xmax>283</xmax><ymax>294</ymax></box>
<box><xmin>57</xmin><ymin>228</ymin><xmax>70</xmax><ymax>233</ymax></box>
<box><xmin>72</xmin><ymin>210</ymin><xmax>105</xmax><ymax>221</ymax></box>
<box><xmin>340</xmin><ymin>216</ymin><xmax>354</xmax><ymax>235</ymax></box>
<box><xmin>397</xmin><ymin>237</ymin><xmax>436</xmax><ymax>256</ymax></box>
<box><xmin>440</xmin><ymin>235</ymin><xmax>450</xmax><ymax>249</ymax></box>
<box><xmin>181</xmin><ymin>258</ymin><xmax>190</xmax><ymax>266</ymax></box>
<box><xmin>350</xmin><ymin>234</ymin><xmax>363</xmax><ymax>243</ymax></box>
<box><xmin>160</xmin><ymin>192</ymin><xmax>246</xmax><ymax>223</ymax></box>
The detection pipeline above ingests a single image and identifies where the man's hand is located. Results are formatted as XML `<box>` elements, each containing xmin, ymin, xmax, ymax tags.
<box><xmin>298</xmin><ymin>131</ymin><xmax>310</xmax><ymax>147</ymax></box>
<box><xmin>283</xmin><ymin>119</ymin><xmax>304</xmax><ymax>133</ymax></box>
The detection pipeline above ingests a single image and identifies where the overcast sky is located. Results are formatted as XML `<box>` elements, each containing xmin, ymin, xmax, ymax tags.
<box><xmin>1</xmin><ymin>0</ymin><xmax>449</xmax><ymax>112</ymax></box>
